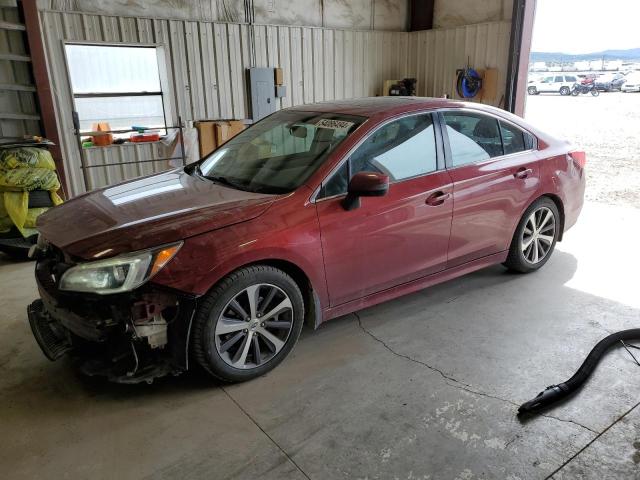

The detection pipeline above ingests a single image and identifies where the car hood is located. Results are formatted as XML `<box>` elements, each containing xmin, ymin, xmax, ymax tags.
<box><xmin>38</xmin><ymin>169</ymin><xmax>277</xmax><ymax>259</ymax></box>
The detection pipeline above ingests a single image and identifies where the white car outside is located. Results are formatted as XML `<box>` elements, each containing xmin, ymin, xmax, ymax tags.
<box><xmin>622</xmin><ymin>73</ymin><xmax>640</xmax><ymax>92</ymax></box>
<box><xmin>527</xmin><ymin>74</ymin><xmax>579</xmax><ymax>95</ymax></box>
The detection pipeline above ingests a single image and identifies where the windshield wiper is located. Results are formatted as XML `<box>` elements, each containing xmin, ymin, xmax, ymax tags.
<box><xmin>202</xmin><ymin>174</ymin><xmax>249</xmax><ymax>191</ymax></box>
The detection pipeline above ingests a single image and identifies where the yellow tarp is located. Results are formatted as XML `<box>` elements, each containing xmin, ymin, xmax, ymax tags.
<box><xmin>0</xmin><ymin>147</ymin><xmax>57</xmax><ymax>170</ymax></box>
<box><xmin>0</xmin><ymin>147</ymin><xmax>63</xmax><ymax>237</ymax></box>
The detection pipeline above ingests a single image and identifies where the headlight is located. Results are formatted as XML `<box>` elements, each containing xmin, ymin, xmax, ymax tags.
<box><xmin>59</xmin><ymin>242</ymin><xmax>182</xmax><ymax>294</ymax></box>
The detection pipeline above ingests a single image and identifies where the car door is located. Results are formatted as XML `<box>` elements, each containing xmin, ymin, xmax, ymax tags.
<box><xmin>439</xmin><ymin>110</ymin><xmax>541</xmax><ymax>268</ymax></box>
<box><xmin>540</xmin><ymin>76</ymin><xmax>554</xmax><ymax>92</ymax></box>
<box><xmin>553</xmin><ymin>75</ymin><xmax>564</xmax><ymax>92</ymax></box>
<box><xmin>315</xmin><ymin>113</ymin><xmax>453</xmax><ymax>306</ymax></box>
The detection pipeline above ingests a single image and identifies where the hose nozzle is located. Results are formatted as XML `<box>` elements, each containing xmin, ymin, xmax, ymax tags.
<box><xmin>518</xmin><ymin>385</ymin><xmax>567</xmax><ymax>414</ymax></box>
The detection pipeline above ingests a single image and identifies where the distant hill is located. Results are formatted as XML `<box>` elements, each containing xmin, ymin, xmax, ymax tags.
<box><xmin>531</xmin><ymin>48</ymin><xmax>640</xmax><ymax>63</ymax></box>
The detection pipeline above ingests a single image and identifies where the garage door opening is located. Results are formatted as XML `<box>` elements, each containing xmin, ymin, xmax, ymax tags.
<box><xmin>526</xmin><ymin>0</ymin><xmax>640</xmax><ymax>208</ymax></box>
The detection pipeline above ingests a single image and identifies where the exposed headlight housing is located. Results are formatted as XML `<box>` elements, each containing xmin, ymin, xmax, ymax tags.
<box><xmin>59</xmin><ymin>243</ymin><xmax>182</xmax><ymax>295</ymax></box>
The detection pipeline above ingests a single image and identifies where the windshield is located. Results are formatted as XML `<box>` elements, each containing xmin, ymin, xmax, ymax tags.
<box><xmin>198</xmin><ymin>110</ymin><xmax>365</xmax><ymax>194</ymax></box>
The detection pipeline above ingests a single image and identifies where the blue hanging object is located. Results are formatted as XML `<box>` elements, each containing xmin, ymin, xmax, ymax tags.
<box><xmin>456</xmin><ymin>67</ymin><xmax>482</xmax><ymax>98</ymax></box>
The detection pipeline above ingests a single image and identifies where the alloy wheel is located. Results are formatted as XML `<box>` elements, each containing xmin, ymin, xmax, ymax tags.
<box><xmin>521</xmin><ymin>206</ymin><xmax>556</xmax><ymax>264</ymax></box>
<box><xmin>214</xmin><ymin>283</ymin><xmax>294</xmax><ymax>369</ymax></box>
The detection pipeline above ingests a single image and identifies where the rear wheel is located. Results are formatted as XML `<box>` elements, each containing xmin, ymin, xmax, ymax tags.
<box><xmin>527</xmin><ymin>86</ymin><xmax>537</xmax><ymax>95</ymax></box>
<box><xmin>191</xmin><ymin>265</ymin><xmax>304</xmax><ymax>382</ymax></box>
<box><xmin>504</xmin><ymin>197</ymin><xmax>560</xmax><ymax>273</ymax></box>
<box><xmin>559</xmin><ymin>86</ymin><xmax>570</xmax><ymax>96</ymax></box>
<box><xmin>591</xmin><ymin>89</ymin><xmax>600</xmax><ymax>96</ymax></box>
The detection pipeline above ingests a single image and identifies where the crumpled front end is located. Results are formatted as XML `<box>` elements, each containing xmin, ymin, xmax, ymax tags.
<box><xmin>28</xmin><ymin>242</ymin><xmax>197</xmax><ymax>384</ymax></box>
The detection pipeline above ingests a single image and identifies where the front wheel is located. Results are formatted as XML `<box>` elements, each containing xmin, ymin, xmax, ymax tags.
<box><xmin>559</xmin><ymin>86</ymin><xmax>570</xmax><ymax>96</ymax></box>
<box><xmin>191</xmin><ymin>265</ymin><xmax>305</xmax><ymax>382</ymax></box>
<box><xmin>503</xmin><ymin>197</ymin><xmax>560</xmax><ymax>273</ymax></box>
<box><xmin>571</xmin><ymin>88</ymin><xmax>580</xmax><ymax>96</ymax></box>
<box><xmin>527</xmin><ymin>86</ymin><xmax>537</xmax><ymax>95</ymax></box>
<box><xmin>591</xmin><ymin>89</ymin><xmax>600</xmax><ymax>96</ymax></box>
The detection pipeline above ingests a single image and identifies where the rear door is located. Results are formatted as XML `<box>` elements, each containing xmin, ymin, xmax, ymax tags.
<box><xmin>315</xmin><ymin>113</ymin><xmax>453</xmax><ymax>306</ymax></box>
<box><xmin>539</xmin><ymin>76</ymin><xmax>554</xmax><ymax>92</ymax></box>
<box><xmin>439</xmin><ymin>110</ymin><xmax>541</xmax><ymax>267</ymax></box>
<box><xmin>554</xmin><ymin>75</ymin><xmax>564</xmax><ymax>92</ymax></box>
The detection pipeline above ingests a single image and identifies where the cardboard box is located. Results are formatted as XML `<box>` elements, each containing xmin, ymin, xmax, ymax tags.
<box><xmin>481</xmin><ymin>68</ymin><xmax>498</xmax><ymax>102</ymax></box>
<box><xmin>382</xmin><ymin>79</ymin><xmax>400</xmax><ymax>96</ymax></box>
<box><xmin>274</xmin><ymin>67</ymin><xmax>284</xmax><ymax>86</ymax></box>
<box><xmin>195</xmin><ymin>120</ymin><xmax>245</xmax><ymax>157</ymax></box>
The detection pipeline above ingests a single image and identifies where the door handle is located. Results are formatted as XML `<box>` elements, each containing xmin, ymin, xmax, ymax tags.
<box><xmin>514</xmin><ymin>167</ymin><xmax>533</xmax><ymax>179</ymax></box>
<box><xmin>425</xmin><ymin>191</ymin><xmax>451</xmax><ymax>206</ymax></box>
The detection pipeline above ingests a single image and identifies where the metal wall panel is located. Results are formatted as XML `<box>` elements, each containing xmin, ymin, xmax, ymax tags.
<box><xmin>0</xmin><ymin>6</ymin><xmax>41</xmax><ymax>138</ymax></box>
<box><xmin>407</xmin><ymin>21</ymin><xmax>511</xmax><ymax>106</ymax></box>
<box><xmin>39</xmin><ymin>6</ymin><xmax>511</xmax><ymax>197</ymax></box>
<box><xmin>39</xmin><ymin>9</ymin><xmax>410</xmax><ymax>196</ymax></box>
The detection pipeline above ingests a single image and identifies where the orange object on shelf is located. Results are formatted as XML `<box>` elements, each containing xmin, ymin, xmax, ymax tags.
<box><xmin>91</xmin><ymin>122</ymin><xmax>113</xmax><ymax>146</ymax></box>
<box><xmin>130</xmin><ymin>132</ymin><xmax>161</xmax><ymax>143</ymax></box>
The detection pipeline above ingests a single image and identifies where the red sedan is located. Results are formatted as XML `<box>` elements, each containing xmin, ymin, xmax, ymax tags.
<box><xmin>29</xmin><ymin>97</ymin><xmax>585</xmax><ymax>383</ymax></box>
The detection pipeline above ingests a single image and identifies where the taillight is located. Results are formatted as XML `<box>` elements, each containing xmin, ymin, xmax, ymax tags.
<box><xmin>569</xmin><ymin>150</ymin><xmax>586</xmax><ymax>168</ymax></box>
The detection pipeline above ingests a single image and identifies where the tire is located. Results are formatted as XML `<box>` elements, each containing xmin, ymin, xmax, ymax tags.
<box><xmin>191</xmin><ymin>265</ymin><xmax>305</xmax><ymax>382</ymax></box>
<box><xmin>559</xmin><ymin>86</ymin><xmax>570</xmax><ymax>96</ymax></box>
<box><xmin>571</xmin><ymin>89</ymin><xmax>579</xmax><ymax>96</ymax></box>
<box><xmin>503</xmin><ymin>197</ymin><xmax>560</xmax><ymax>274</ymax></box>
<box><xmin>527</xmin><ymin>86</ymin><xmax>537</xmax><ymax>95</ymax></box>
<box><xmin>591</xmin><ymin>89</ymin><xmax>599</xmax><ymax>96</ymax></box>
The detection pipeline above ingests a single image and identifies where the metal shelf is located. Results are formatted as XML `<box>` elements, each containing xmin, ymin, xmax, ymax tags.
<box><xmin>0</xmin><ymin>112</ymin><xmax>40</xmax><ymax>120</ymax></box>
<box><xmin>0</xmin><ymin>20</ymin><xmax>25</xmax><ymax>31</ymax></box>
<box><xmin>0</xmin><ymin>83</ymin><xmax>36</xmax><ymax>92</ymax></box>
<box><xmin>0</xmin><ymin>52</ymin><xmax>31</xmax><ymax>62</ymax></box>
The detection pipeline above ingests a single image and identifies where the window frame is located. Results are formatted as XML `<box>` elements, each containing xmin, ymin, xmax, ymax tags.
<box><xmin>312</xmin><ymin>111</ymin><xmax>445</xmax><ymax>203</ymax></box>
<box><xmin>436</xmin><ymin>108</ymin><xmax>538</xmax><ymax>171</ymax></box>
<box><xmin>63</xmin><ymin>41</ymin><xmax>172</xmax><ymax>135</ymax></box>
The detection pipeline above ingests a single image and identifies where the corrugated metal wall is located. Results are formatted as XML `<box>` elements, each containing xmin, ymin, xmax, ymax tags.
<box><xmin>0</xmin><ymin>4</ymin><xmax>41</xmax><ymax>138</ymax></box>
<box><xmin>39</xmin><ymin>9</ymin><xmax>410</xmax><ymax>196</ymax></box>
<box><xmin>38</xmin><ymin>6</ymin><xmax>511</xmax><ymax>198</ymax></box>
<box><xmin>407</xmin><ymin>21</ymin><xmax>511</xmax><ymax>106</ymax></box>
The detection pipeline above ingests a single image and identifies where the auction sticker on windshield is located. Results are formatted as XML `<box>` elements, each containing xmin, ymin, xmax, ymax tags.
<box><xmin>314</xmin><ymin>119</ymin><xmax>355</xmax><ymax>130</ymax></box>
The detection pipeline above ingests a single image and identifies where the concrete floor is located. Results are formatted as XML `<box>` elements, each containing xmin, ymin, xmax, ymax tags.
<box><xmin>2</xmin><ymin>201</ymin><xmax>640</xmax><ymax>480</ymax></box>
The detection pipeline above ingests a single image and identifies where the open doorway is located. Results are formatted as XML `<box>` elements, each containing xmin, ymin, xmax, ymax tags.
<box><xmin>525</xmin><ymin>0</ymin><xmax>640</xmax><ymax>208</ymax></box>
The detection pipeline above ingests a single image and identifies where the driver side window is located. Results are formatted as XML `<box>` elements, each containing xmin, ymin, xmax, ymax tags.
<box><xmin>318</xmin><ymin>114</ymin><xmax>437</xmax><ymax>199</ymax></box>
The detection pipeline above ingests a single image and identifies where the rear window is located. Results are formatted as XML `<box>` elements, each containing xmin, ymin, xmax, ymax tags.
<box><xmin>500</xmin><ymin>121</ymin><xmax>526</xmax><ymax>155</ymax></box>
<box><xmin>565</xmin><ymin>76</ymin><xmax>576</xmax><ymax>82</ymax></box>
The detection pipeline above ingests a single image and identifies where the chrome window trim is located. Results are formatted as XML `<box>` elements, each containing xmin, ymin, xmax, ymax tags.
<box><xmin>310</xmin><ymin>110</ymin><xmax>441</xmax><ymax>203</ymax></box>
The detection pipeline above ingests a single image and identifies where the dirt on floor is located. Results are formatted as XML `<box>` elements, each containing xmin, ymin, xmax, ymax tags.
<box><xmin>525</xmin><ymin>91</ymin><xmax>640</xmax><ymax>208</ymax></box>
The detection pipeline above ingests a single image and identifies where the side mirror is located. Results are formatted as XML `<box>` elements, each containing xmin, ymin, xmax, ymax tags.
<box><xmin>342</xmin><ymin>172</ymin><xmax>389</xmax><ymax>211</ymax></box>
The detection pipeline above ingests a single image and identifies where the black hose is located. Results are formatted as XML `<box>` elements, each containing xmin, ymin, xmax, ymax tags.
<box><xmin>518</xmin><ymin>328</ymin><xmax>640</xmax><ymax>414</ymax></box>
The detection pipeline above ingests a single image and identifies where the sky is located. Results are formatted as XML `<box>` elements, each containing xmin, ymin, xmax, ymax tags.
<box><xmin>531</xmin><ymin>0</ymin><xmax>640</xmax><ymax>53</ymax></box>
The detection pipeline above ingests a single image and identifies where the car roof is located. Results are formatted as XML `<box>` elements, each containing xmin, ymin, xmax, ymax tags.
<box><xmin>286</xmin><ymin>96</ymin><xmax>488</xmax><ymax>118</ymax></box>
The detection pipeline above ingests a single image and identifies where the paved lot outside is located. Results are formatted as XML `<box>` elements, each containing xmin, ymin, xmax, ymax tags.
<box><xmin>526</xmin><ymin>91</ymin><xmax>640</xmax><ymax>208</ymax></box>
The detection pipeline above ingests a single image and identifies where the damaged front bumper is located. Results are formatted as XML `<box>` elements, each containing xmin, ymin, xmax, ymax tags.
<box><xmin>28</xmin><ymin>252</ymin><xmax>198</xmax><ymax>384</ymax></box>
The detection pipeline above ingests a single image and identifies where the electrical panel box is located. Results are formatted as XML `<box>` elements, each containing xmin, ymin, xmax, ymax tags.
<box><xmin>275</xmin><ymin>85</ymin><xmax>287</xmax><ymax>98</ymax></box>
<box><xmin>248</xmin><ymin>68</ymin><xmax>276</xmax><ymax>121</ymax></box>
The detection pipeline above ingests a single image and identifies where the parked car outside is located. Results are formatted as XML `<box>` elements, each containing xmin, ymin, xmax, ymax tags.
<box><xmin>579</xmin><ymin>74</ymin><xmax>596</xmax><ymax>85</ymax></box>
<box><xmin>595</xmin><ymin>72</ymin><xmax>626</xmax><ymax>91</ymax></box>
<box><xmin>27</xmin><ymin>98</ymin><xmax>586</xmax><ymax>383</ymax></box>
<box><xmin>527</xmin><ymin>74</ymin><xmax>579</xmax><ymax>95</ymax></box>
<box><xmin>621</xmin><ymin>72</ymin><xmax>640</xmax><ymax>92</ymax></box>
